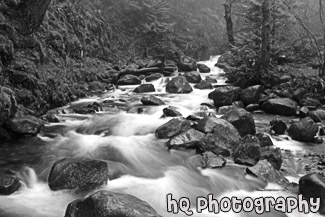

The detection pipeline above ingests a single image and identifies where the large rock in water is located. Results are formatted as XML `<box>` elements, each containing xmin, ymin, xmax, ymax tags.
<box><xmin>0</xmin><ymin>88</ymin><xmax>17</xmax><ymax>123</ymax></box>
<box><xmin>299</xmin><ymin>173</ymin><xmax>325</xmax><ymax>214</ymax></box>
<box><xmin>4</xmin><ymin>115</ymin><xmax>44</xmax><ymax>136</ymax></box>
<box><xmin>141</xmin><ymin>95</ymin><xmax>165</xmax><ymax>106</ymax></box>
<box><xmin>197</xmin><ymin>63</ymin><xmax>211</xmax><ymax>73</ymax></box>
<box><xmin>209</xmin><ymin>86</ymin><xmax>241</xmax><ymax>107</ymax></box>
<box><xmin>222</xmin><ymin>108</ymin><xmax>256</xmax><ymax>137</ymax></box>
<box><xmin>117</xmin><ymin>74</ymin><xmax>141</xmax><ymax>85</ymax></box>
<box><xmin>270</xmin><ymin>118</ymin><xmax>287</xmax><ymax>135</ymax></box>
<box><xmin>48</xmin><ymin>158</ymin><xmax>109</xmax><ymax>191</ymax></box>
<box><xmin>177</xmin><ymin>55</ymin><xmax>197</xmax><ymax>72</ymax></box>
<box><xmin>194</xmin><ymin>80</ymin><xmax>213</xmax><ymax>90</ymax></box>
<box><xmin>232</xmin><ymin>135</ymin><xmax>260</xmax><ymax>166</ymax></box>
<box><xmin>166</xmin><ymin>76</ymin><xmax>193</xmax><ymax>93</ymax></box>
<box><xmin>167</xmin><ymin>128</ymin><xmax>205</xmax><ymax>149</ymax></box>
<box><xmin>240</xmin><ymin>85</ymin><xmax>265</xmax><ymax>105</ymax></box>
<box><xmin>134</xmin><ymin>84</ymin><xmax>155</xmax><ymax>93</ymax></box>
<box><xmin>246</xmin><ymin>160</ymin><xmax>288</xmax><ymax>185</ymax></box>
<box><xmin>0</xmin><ymin>176</ymin><xmax>21</xmax><ymax>195</ymax></box>
<box><xmin>288</xmin><ymin>117</ymin><xmax>319</xmax><ymax>142</ymax></box>
<box><xmin>200</xmin><ymin>119</ymin><xmax>240</xmax><ymax>156</ymax></box>
<box><xmin>183</xmin><ymin>71</ymin><xmax>202</xmax><ymax>83</ymax></box>
<box><xmin>65</xmin><ymin>190</ymin><xmax>161</xmax><ymax>217</ymax></box>
<box><xmin>155</xmin><ymin>118</ymin><xmax>191</xmax><ymax>139</ymax></box>
<box><xmin>261</xmin><ymin>98</ymin><xmax>298</xmax><ymax>116</ymax></box>
<box><xmin>260</xmin><ymin>146</ymin><xmax>282</xmax><ymax>170</ymax></box>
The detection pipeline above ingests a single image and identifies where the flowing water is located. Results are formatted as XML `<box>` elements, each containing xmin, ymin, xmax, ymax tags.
<box><xmin>0</xmin><ymin>56</ymin><xmax>323</xmax><ymax>217</ymax></box>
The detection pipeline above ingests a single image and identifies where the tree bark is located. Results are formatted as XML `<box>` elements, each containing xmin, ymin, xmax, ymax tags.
<box><xmin>224</xmin><ymin>0</ymin><xmax>235</xmax><ymax>48</ymax></box>
<box><xmin>260</xmin><ymin>0</ymin><xmax>271</xmax><ymax>73</ymax></box>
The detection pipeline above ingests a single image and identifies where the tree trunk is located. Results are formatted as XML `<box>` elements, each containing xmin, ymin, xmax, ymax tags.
<box><xmin>260</xmin><ymin>0</ymin><xmax>271</xmax><ymax>73</ymax></box>
<box><xmin>224</xmin><ymin>0</ymin><xmax>235</xmax><ymax>48</ymax></box>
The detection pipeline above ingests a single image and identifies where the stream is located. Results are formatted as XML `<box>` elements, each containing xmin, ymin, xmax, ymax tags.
<box><xmin>0</xmin><ymin>56</ymin><xmax>323</xmax><ymax>217</ymax></box>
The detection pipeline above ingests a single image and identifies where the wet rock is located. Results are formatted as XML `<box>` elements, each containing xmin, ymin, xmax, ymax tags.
<box><xmin>184</xmin><ymin>71</ymin><xmax>202</xmax><ymax>84</ymax></box>
<box><xmin>200</xmin><ymin>119</ymin><xmax>240</xmax><ymax>156</ymax></box>
<box><xmin>117</xmin><ymin>74</ymin><xmax>141</xmax><ymax>85</ymax></box>
<box><xmin>196</xmin><ymin>117</ymin><xmax>221</xmax><ymax>133</ymax></box>
<box><xmin>155</xmin><ymin>118</ymin><xmax>191</xmax><ymax>139</ymax></box>
<box><xmin>65</xmin><ymin>190</ymin><xmax>161</xmax><ymax>217</ymax></box>
<box><xmin>260</xmin><ymin>146</ymin><xmax>282</xmax><ymax>170</ymax></box>
<box><xmin>0</xmin><ymin>88</ymin><xmax>17</xmax><ymax>123</ymax></box>
<box><xmin>186</xmin><ymin>154</ymin><xmax>207</xmax><ymax>168</ymax></box>
<box><xmin>218</xmin><ymin>105</ymin><xmax>235</xmax><ymax>115</ymax></box>
<box><xmin>209</xmin><ymin>86</ymin><xmax>241</xmax><ymax>107</ymax></box>
<box><xmin>270</xmin><ymin>118</ymin><xmax>287</xmax><ymax>135</ymax></box>
<box><xmin>256</xmin><ymin>133</ymin><xmax>274</xmax><ymax>147</ymax></box>
<box><xmin>197</xmin><ymin>63</ymin><xmax>211</xmax><ymax>73</ymax></box>
<box><xmin>145</xmin><ymin>73</ymin><xmax>163</xmax><ymax>82</ymax></box>
<box><xmin>240</xmin><ymin>85</ymin><xmax>265</xmax><ymax>105</ymax></box>
<box><xmin>177</xmin><ymin>55</ymin><xmax>197</xmax><ymax>72</ymax></box>
<box><xmin>203</xmin><ymin>152</ymin><xmax>226</xmax><ymax>168</ymax></box>
<box><xmin>222</xmin><ymin>108</ymin><xmax>256</xmax><ymax>137</ymax></box>
<box><xmin>194</xmin><ymin>80</ymin><xmax>213</xmax><ymax>90</ymax></box>
<box><xmin>288</xmin><ymin>117</ymin><xmax>319</xmax><ymax>142</ymax></box>
<box><xmin>205</xmin><ymin>76</ymin><xmax>217</xmax><ymax>83</ymax></box>
<box><xmin>163</xmin><ymin>106</ymin><xmax>182</xmax><ymax>117</ymax></box>
<box><xmin>134</xmin><ymin>84</ymin><xmax>155</xmax><ymax>93</ymax></box>
<box><xmin>261</xmin><ymin>98</ymin><xmax>298</xmax><ymax>116</ymax></box>
<box><xmin>299</xmin><ymin>173</ymin><xmax>325</xmax><ymax>215</ymax></box>
<box><xmin>233</xmin><ymin>135</ymin><xmax>260</xmax><ymax>166</ymax></box>
<box><xmin>299</xmin><ymin>106</ymin><xmax>309</xmax><ymax>117</ymax></box>
<box><xmin>309</xmin><ymin>111</ymin><xmax>322</xmax><ymax>123</ymax></box>
<box><xmin>42</xmin><ymin>113</ymin><xmax>60</xmax><ymax>123</ymax></box>
<box><xmin>246</xmin><ymin>160</ymin><xmax>288</xmax><ymax>185</ymax></box>
<box><xmin>292</xmin><ymin>87</ymin><xmax>306</xmax><ymax>102</ymax></box>
<box><xmin>0</xmin><ymin>176</ymin><xmax>21</xmax><ymax>195</ymax></box>
<box><xmin>245</xmin><ymin>104</ymin><xmax>260</xmax><ymax>112</ymax></box>
<box><xmin>4</xmin><ymin>115</ymin><xmax>44</xmax><ymax>136</ymax></box>
<box><xmin>141</xmin><ymin>95</ymin><xmax>165</xmax><ymax>106</ymax></box>
<box><xmin>166</xmin><ymin>76</ymin><xmax>193</xmax><ymax>93</ymax></box>
<box><xmin>314</xmin><ymin>109</ymin><xmax>325</xmax><ymax>120</ymax></box>
<box><xmin>168</xmin><ymin>128</ymin><xmax>205</xmax><ymax>149</ymax></box>
<box><xmin>48</xmin><ymin>158</ymin><xmax>109</xmax><ymax>191</ymax></box>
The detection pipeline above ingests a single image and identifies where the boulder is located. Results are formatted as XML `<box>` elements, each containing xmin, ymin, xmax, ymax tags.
<box><xmin>246</xmin><ymin>160</ymin><xmax>288</xmax><ymax>185</ymax></box>
<box><xmin>200</xmin><ymin>119</ymin><xmax>240</xmax><ymax>156</ymax></box>
<box><xmin>65</xmin><ymin>191</ymin><xmax>161</xmax><ymax>217</ymax></box>
<box><xmin>48</xmin><ymin>158</ymin><xmax>109</xmax><ymax>191</ymax></box>
<box><xmin>197</xmin><ymin>63</ymin><xmax>211</xmax><ymax>73</ymax></box>
<box><xmin>145</xmin><ymin>73</ymin><xmax>163</xmax><ymax>82</ymax></box>
<box><xmin>183</xmin><ymin>71</ymin><xmax>202</xmax><ymax>83</ymax></box>
<box><xmin>270</xmin><ymin>118</ymin><xmax>287</xmax><ymax>135</ymax></box>
<box><xmin>299</xmin><ymin>106</ymin><xmax>310</xmax><ymax>117</ymax></box>
<box><xmin>177</xmin><ymin>55</ymin><xmax>197</xmax><ymax>72</ymax></box>
<box><xmin>309</xmin><ymin>111</ymin><xmax>322</xmax><ymax>123</ymax></box>
<box><xmin>117</xmin><ymin>75</ymin><xmax>141</xmax><ymax>85</ymax></box>
<box><xmin>4</xmin><ymin>115</ymin><xmax>44</xmax><ymax>136</ymax></box>
<box><xmin>288</xmin><ymin>117</ymin><xmax>319</xmax><ymax>142</ymax></box>
<box><xmin>299</xmin><ymin>173</ymin><xmax>325</xmax><ymax>214</ymax></box>
<box><xmin>203</xmin><ymin>152</ymin><xmax>226</xmax><ymax>168</ymax></box>
<box><xmin>134</xmin><ymin>84</ymin><xmax>155</xmax><ymax>93</ymax></box>
<box><xmin>0</xmin><ymin>176</ymin><xmax>21</xmax><ymax>195</ymax></box>
<box><xmin>260</xmin><ymin>146</ymin><xmax>282</xmax><ymax>170</ymax></box>
<box><xmin>196</xmin><ymin>117</ymin><xmax>222</xmax><ymax>133</ymax></box>
<box><xmin>261</xmin><ymin>98</ymin><xmax>298</xmax><ymax>116</ymax></box>
<box><xmin>256</xmin><ymin>133</ymin><xmax>274</xmax><ymax>147</ymax></box>
<box><xmin>141</xmin><ymin>95</ymin><xmax>165</xmax><ymax>106</ymax></box>
<box><xmin>0</xmin><ymin>88</ymin><xmax>17</xmax><ymax>123</ymax></box>
<box><xmin>155</xmin><ymin>118</ymin><xmax>191</xmax><ymax>139</ymax></box>
<box><xmin>240</xmin><ymin>85</ymin><xmax>265</xmax><ymax>105</ymax></box>
<box><xmin>209</xmin><ymin>86</ymin><xmax>241</xmax><ymax>107</ymax></box>
<box><xmin>163</xmin><ymin>106</ymin><xmax>182</xmax><ymax>117</ymax></box>
<box><xmin>232</xmin><ymin>135</ymin><xmax>260</xmax><ymax>166</ymax></box>
<box><xmin>245</xmin><ymin>104</ymin><xmax>260</xmax><ymax>112</ymax></box>
<box><xmin>166</xmin><ymin>76</ymin><xmax>193</xmax><ymax>94</ymax></box>
<box><xmin>167</xmin><ymin>129</ymin><xmax>205</xmax><ymax>149</ymax></box>
<box><xmin>194</xmin><ymin>80</ymin><xmax>213</xmax><ymax>90</ymax></box>
<box><xmin>314</xmin><ymin>109</ymin><xmax>325</xmax><ymax>121</ymax></box>
<box><xmin>222</xmin><ymin>108</ymin><xmax>256</xmax><ymax>137</ymax></box>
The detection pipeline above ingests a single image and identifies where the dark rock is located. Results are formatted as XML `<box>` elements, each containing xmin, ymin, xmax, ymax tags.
<box><xmin>117</xmin><ymin>75</ymin><xmax>141</xmax><ymax>85</ymax></box>
<box><xmin>245</xmin><ymin>104</ymin><xmax>260</xmax><ymax>112</ymax></box>
<box><xmin>163</xmin><ymin>106</ymin><xmax>182</xmax><ymax>117</ymax></box>
<box><xmin>155</xmin><ymin>118</ymin><xmax>191</xmax><ymax>139</ymax></box>
<box><xmin>233</xmin><ymin>135</ymin><xmax>260</xmax><ymax>166</ymax></box>
<box><xmin>233</xmin><ymin>101</ymin><xmax>244</xmax><ymax>108</ymax></box>
<box><xmin>309</xmin><ymin>111</ymin><xmax>322</xmax><ymax>123</ymax></box>
<box><xmin>240</xmin><ymin>85</ymin><xmax>265</xmax><ymax>105</ymax></box>
<box><xmin>48</xmin><ymin>158</ymin><xmax>109</xmax><ymax>191</ymax></box>
<box><xmin>218</xmin><ymin>105</ymin><xmax>235</xmax><ymax>114</ymax></box>
<box><xmin>205</xmin><ymin>76</ymin><xmax>217</xmax><ymax>83</ymax></box>
<box><xmin>203</xmin><ymin>152</ymin><xmax>226</xmax><ymax>168</ymax></box>
<box><xmin>145</xmin><ymin>73</ymin><xmax>163</xmax><ymax>82</ymax></box>
<box><xmin>222</xmin><ymin>108</ymin><xmax>256</xmax><ymax>137</ymax></box>
<box><xmin>147</xmin><ymin>59</ymin><xmax>163</xmax><ymax>68</ymax></box>
<box><xmin>299</xmin><ymin>106</ymin><xmax>310</xmax><ymax>117</ymax></box>
<box><xmin>0</xmin><ymin>176</ymin><xmax>21</xmax><ymax>195</ymax></box>
<box><xmin>177</xmin><ymin>55</ymin><xmax>197</xmax><ymax>72</ymax></box>
<box><xmin>0</xmin><ymin>127</ymin><xmax>10</xmax><ymax>140</ymax></box>
<box><xmin>197</xmin><ymin>63</ymin><xmax>211</xmax><ymax>73</ymax></box>
<box><xmin>292</xmin><ymin>88</ymin><xmax>306</xmax><ymax>102</ymax></box>
<box><xmin>200</xmin><ymin>119</ymin><xmax>240</xmax><ymax>156</ymax></box>
<box><xmin>246</xmin><ymin>160</ymin><xmax>288</xmax><ymax>185</ymax></box>
<box><xmin>270</xmin><ymin>118</ymin><xmax>287</xmax><ymax>135</ymax></box>
<box><xmin>196</xmin><ymin>117</ymin><xmax>221</xmax><ymax>133</ymax></box>
<box><xmin>42</xmin><ymin>113</ymin><xmax>60</xmax><ymax>123</ymax></box>
<box><xmin>4</xmin><ymin>115</ymin><xmax>44</xmax><ymax>136</ymax></box>
<box><xmin>209</xmin><ymin>86</ymin><xmax>241</xmax><ymax>107</ymax></box>
<box><xmin>303</xmin><ymin>97</ymin><xmax>321</xmax><ymax>108</ymax></box>
<box><xmin>141</xmin><ymin>95</ymin><xmax>165</xmax><ymax>106</ymax></box>
<box><xmin>168</xmin><ymin>129</ymin><xmax>205</xmax><ymax>149</ymax></box>
<box><xmin>186</xmin><ymin>115</ymin><xmax>201</xmax><ymax>122</ymax></box>
<box><xmin>288</xmin><ymin>117</ymin><xmax>319</xmax><ymax>142</ymax></box>
<box><xmin>260</xmin><ymin>147</ymin><xmax>282</xmax><ymax>170</ymax></box>
<box><xmin>0</xmin><ymin>88</ymin><xmax>17</xmax><ymax>123</ymax></box>
<box><xmin>261</xmin><ymin>98</ymin><xmax>298</xmax><ymax>116</ymax></box>
<box><xmin>299</xmin><ymin>173</ymin><xmax>325</xmax><ymax>214</ymax></box>
<box><xmin>256</xmin><ymin>133</ymin><xmax>274</xmax><ymax>147</ymax></box>
<box><xmin>64</xmin><ymin>190</ymin><xmax>161</xmax><ymax>217</ymax></box>
<box><xmin>183</xmin><ymin>71</ymin><xmax>202</xmax><ymax>83</ymax></box>
<box><xmin>166</xmin><ymin>76</ymin><xmax>193</xmax><ymax>94</ymax></box>
<box><xmin>134</xmin><ymin>84</ymin><xmax>155</xmax><ymax>93</ymax></box>
<box><xmin>194</xmin><ymin>80</ymin><xmax>213</xmax><ymax>90</ymax></box>
<box><xmin>314</xmin><ymin>109</ymin><xmax>325</xmax><ymax>120</ymax></box>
